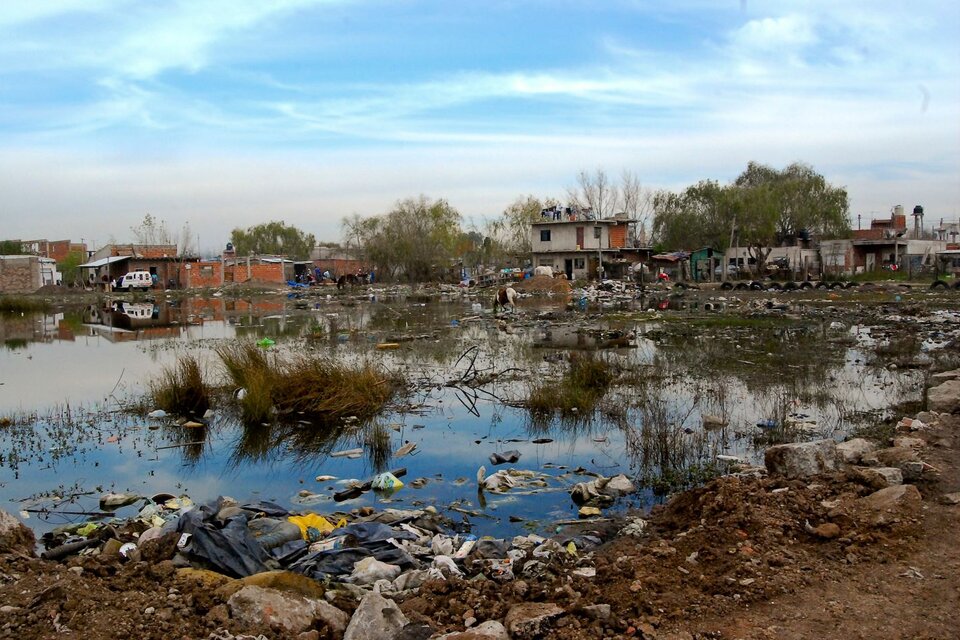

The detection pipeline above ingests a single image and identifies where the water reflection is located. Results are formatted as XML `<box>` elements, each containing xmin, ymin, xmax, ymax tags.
<box><xmin>0</xmin><ymin>295</ymin><xmax>940</xmax><ymax>539</ymax></box>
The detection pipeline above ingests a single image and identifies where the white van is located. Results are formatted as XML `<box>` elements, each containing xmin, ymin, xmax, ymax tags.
<box><xmin>115</xmin><ymin>271</ymin><xmax>154</xmax><ymax>292</ymax></box>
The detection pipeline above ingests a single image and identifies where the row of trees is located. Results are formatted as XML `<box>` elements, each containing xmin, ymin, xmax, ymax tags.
<box><xmin>227</xmin><ymin>162</ymin><xmax>847</xmax><ymax>281</ymax></box>
<box><xmin>5</xmin><ymin>162</ymin><xmax>848</xmax><ymax>285</ymax></box>
<box><xmin>652</xmin><ymin>162</ymin><xmax>850</xmax><ymax>269</ymax></box>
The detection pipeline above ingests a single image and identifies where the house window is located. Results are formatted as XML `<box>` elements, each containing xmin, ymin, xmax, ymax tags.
<box><xmin>574</xmin><ymin>258</ymin><xmax>585</xmax><ymax>269</ymax></box>
<box><xmin>539</xmin><ymin>259</ymin><xmax>554</xmax><ymax>268</ymax></box>
<box><xmin>540</xmin><ymin>230</ymin><xmax>551</xmax><ymax>242</ymax></box>
<box><xmin>594</xmin><ymin>227</ymin><xmax>602</xmax><ymax>239</ymax></box>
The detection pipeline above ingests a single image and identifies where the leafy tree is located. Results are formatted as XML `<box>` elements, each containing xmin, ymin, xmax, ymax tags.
<box><xmin>652</xmin><ymin>162</ymin><xmax>850</xmax><ymax>273</ymax></box>
<box><xmin>341</xmin><ymin>196</ymin><xmax>463</xmax><ymax>282</ymax></box>
<box><xmin>58</xmin><ymin>251</ymin><xmax>85</xmax><ymax>285</ymax></box>
<box><xmin>231</xmin><ymin>221</ymin><xmax>316</xmax><ymax>259</ymax></box>
<box><xmin>1</xmin><ymin>240</ymin><xmax>24</xmax><ymax>254</ymax></box>
<box><xmin>493</xmin><ymin>195</ymin><xmax>559</xmax><ymax>255</ymax></box>
<box><xmin>651</xmin><ymin>181</ymin><xmax>735</xmax><ymax>252</ymax></box>
<box><xmin>733</xmin><ymin>162</ymin><xmax>849</xmax><ymax>270</ymax></box>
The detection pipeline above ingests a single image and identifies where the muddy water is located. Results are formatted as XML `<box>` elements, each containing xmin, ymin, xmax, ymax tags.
<box><xmin>0</xmin><ymin>293</ymin><xmax>929</xmax><ymax>538</ymax></box>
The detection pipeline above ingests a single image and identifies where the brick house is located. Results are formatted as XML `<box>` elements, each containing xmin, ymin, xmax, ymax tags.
<box><xmin>0</xmin><ymin>255</ymin><xmax>60</xmax><ymax>293</ymax></box>
<box><xmin>531</xmin><ymin>212</ymin><xmax>637</xmax><ymax>280</ymax></box>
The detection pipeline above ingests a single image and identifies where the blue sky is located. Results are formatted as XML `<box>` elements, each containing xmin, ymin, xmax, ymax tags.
<box><xmin>1</xmin><ymin>0</ymin><xmax>957</xmax><ymax>252</ymax></box>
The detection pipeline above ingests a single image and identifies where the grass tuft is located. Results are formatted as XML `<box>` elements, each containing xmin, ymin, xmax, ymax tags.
<box><xmin>217</xmin><ymin>341</ymin><xmax>399</xmax><ymax>426</ymax></box>
<box><xmin>151</xmin><ymin>354</ymin><xmax>211</xmax><ymax>417</ymax></box>
<box><xmin>528</xmin><ymin>353</ymin><xmax>615</xmax><ymax>419</ymax></box>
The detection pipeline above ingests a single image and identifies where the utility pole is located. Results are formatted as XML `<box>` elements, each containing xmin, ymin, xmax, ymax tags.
<box><xmin>596</xmin><ymin>225</ymin><xmax>603</xmax><ymax>281</ymax></box>
<box><xmin>724</xmin><ymin>215</ymin><xmax>737</xmax><ymax>283</ymax></box>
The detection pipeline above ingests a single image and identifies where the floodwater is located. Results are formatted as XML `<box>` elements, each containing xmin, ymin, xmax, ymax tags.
<box><xmin>0</xmin><ymin>292</ymin><xmax>934</xmax><ymax>538</ymax></box>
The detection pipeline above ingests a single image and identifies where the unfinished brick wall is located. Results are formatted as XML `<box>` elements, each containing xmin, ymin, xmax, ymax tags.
<box><xmin>226</xmin><ymin>262</ymin><xmax>286</xmax><ymax>284</ymax></box>
<box><xmin>312</xmin><ymin>259</ymin><xmax>367</xmax><ymax>277</ymax></box>
<box><xmin>179</xmin><ymin>262</ymin><xmax>224</xmax><ymax>288</ymax></box>
<box><xmin>0</xmin><ymin>256</ymin><xmax>40</xmax><ymax>293</ymax></box>
<box><xmin>609</xmin><ymin>225</ymin><xmax>627</xmax><ymax>248</ymax></box>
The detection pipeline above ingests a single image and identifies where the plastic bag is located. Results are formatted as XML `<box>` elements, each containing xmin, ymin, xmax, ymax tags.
<box><xmin>371</xmin><ymin>472</ymin><xmax>404</xmax><ymax>491</ymax></box>
<box><xmin>287</xmin><ymin>513</ymin><xmax>342</xmax><ymax>542</ymax></box>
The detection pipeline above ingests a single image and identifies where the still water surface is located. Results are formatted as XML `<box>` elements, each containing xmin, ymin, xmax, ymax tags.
<box><xmin>0</xmin><ymin>295</ymin><xmax>922</xmax><ymax>538</ymax></box>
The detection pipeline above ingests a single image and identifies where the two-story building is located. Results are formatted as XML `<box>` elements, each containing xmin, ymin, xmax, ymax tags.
<box><xmin>531</xmin><ymin>213</ymin><xmax>637</xmax><ymax>280</ymax></box>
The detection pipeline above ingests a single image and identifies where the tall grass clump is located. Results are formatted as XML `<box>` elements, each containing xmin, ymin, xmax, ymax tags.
<box><xmin>151</xmin><ymin>354</ymin><xmax>211</xmax><ymax>417</ymax></box>
<box><xmin>217</xmin><ymin>341</ymin><xmax>400</xmax><ymax>426</ymax></box>
<box><xmin>528</xmin><ymin>353</ymin><xmax>615</xmax><ymax>420</ymax></box>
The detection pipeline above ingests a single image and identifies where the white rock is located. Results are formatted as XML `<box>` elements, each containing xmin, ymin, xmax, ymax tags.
<box><xmin>227</xmin><ymin>585</ymin><xmax>348</xmax><ymax>635</ymax></box>
<box><xmin>855</xmin><ymin>466</ymin><xmax>904</xmax><ymax>488</ymax></box>
<box><xmin>836</xmin><ymin>438</ymin><xmax>877</xmax><ymax>464</ymax></box>
<box><xmin>343</xmin><ymin>592</ymin><xmax>408</xmax><ymax>640</ymax></box>
<box><xmin>764</xmin><ymin>439</ymin><xmax>840</xmax><ymax>478</ymax></box>
<box><xmin>928</xmin><ymin>379</ymin><xmax>960</xmax><ymax>413</ymax></box>
<box><xmin>435</xmin><ymin>620</ymin><xmax>509</xmax><ymax>639</ymax></box>
<box><xmin>504</xmin><ymin>603</ymin><xmax>564</xmax><ymax>640</ymax></box>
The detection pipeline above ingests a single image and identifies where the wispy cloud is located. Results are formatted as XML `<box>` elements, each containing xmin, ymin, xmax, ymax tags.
<box><xmin>0</xmin><ymin>0</ymin><xmax>956</xmax><ymax>243</ymax></box>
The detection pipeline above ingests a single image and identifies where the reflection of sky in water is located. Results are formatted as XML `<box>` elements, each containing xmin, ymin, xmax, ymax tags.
<box><xmin>0</xmin><ymin>301</ymin><xmax>926</xmax><ymax>538</ymax></box>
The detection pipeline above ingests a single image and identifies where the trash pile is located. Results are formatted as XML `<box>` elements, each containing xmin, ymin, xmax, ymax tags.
<box><xmin>35</xmin><ymin>472</ymin><xmax>640</xmax><ymax>597</ymax></box>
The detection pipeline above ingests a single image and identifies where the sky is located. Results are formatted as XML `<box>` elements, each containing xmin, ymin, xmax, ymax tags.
<box><xmin>0</xmin><ymin>0</ymin><xmax>958</xmax><ymax>255</ymax></box>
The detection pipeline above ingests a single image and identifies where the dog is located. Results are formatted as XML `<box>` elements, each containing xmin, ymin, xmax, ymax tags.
<box><xmin>493</xmin><ymin>286</ymin><xmax>518</xmax><ymax>312</ymax></box>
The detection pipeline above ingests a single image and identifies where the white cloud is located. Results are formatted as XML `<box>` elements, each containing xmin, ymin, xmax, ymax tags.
<box><xmin>0</xmin><ymin>0</ymin><xmax>956</xmax><ymax>241</ymax></box>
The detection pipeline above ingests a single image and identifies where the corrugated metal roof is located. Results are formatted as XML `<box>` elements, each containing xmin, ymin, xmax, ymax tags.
<box><xmin>78</xmin><ymin>256</ymin><xmax>129</xmax><ymax>268</ymax></box>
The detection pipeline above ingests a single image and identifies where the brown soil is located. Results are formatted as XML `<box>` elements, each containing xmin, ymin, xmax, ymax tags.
<box><xmin>513</xmin><ymin>275</ymin><xmax>573</xmax><ymax>295</ymax></box>
<box><xmin>1</xmin><ymin>416</ymin><xmax>957</xmax><ymax>639</ymax></box>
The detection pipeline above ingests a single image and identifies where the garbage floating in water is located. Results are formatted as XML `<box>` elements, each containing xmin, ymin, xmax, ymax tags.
<box><xmin>489</xmin><ymin>450</ymin><xmax>521</xmax><ymax>465</ymax></box>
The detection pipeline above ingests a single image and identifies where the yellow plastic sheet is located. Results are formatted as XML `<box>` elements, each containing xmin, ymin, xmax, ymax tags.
<box><xmin>287</xmin><ymin>513</ymin><xmax>341</xmax><ymax>542</ymax></box>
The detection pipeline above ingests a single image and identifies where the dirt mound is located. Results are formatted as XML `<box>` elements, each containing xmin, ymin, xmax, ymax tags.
<box><xmin>514</xmin><ymin>275</ymin><xmax>573</xmax><ymax>295</ymax></box>
<box><xmin>1</xmin><ymin>416</ymin><xmax>955</xmax><ymax>639</ymax></box>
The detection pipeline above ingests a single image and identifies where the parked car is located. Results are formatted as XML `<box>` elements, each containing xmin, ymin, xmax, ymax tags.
<box><xmin>114</xmin><ymin>270</ymin><xmax>154</xmax><ymax>292</ymax></box>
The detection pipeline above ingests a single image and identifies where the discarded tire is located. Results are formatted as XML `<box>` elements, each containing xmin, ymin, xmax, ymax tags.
<box><xmin>815</xmin><ymin>282</ymin><xmax>828</xmax><ymax>290</ymax></box>
<box><xmin>783</xmin><ymin>282</ymin><xmax>799</xmax><ymax>291</ymax></box>
<box><xmin>844</xmin><ymin>282</ymin><xmax>859</xmax><ymax>289</ymax></box>
<box><xmin>720</xmin><ymin>282</ymin><xmax>733</xmax><ymax>290</ymax></box>
<box><xmin>735</xmin><ymin>283</ymin><xmax>749</xmax><ymax>290</ymax></box>
<box><xmin>750</xmin><ymin>281</ymin><xmax>763</xmax><ymax>290</ymax></box>
<box><xmin>954</xmin><ymin>282</ymin><xmax>960</xmax><ymax>290</ymax></box>
<box><xmin>767</xmin><ymin>283</ymin><xmax>783</xmax><ymax>291</ymax></box>
<box><xmin>930</xmin><ymin>280</ymin><xmax>948</xmax><ymax>290</ymax></box>
<box><xmin>800</xmin><ymin>282</ymin><xmax>813</xmax><ymax>290</ymax></box>
<box><xmin>828</xmin><ymin>282</ymin><xmax>843</xmax><ymax>290</ymax></box>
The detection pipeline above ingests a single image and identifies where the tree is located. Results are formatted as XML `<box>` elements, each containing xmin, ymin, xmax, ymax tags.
<box><xmin>733</xmin><ymin>162</ymin><xmax>850</xmax><ymax>271</ymax></box>
<box><xmin>568</xmin><ymin>168</ymin><xmax>619</xmax><ymax>219</ymax></box>
<box><xmin>231</xmin><ymin>221</ymin><xmax>316</xmax><ymax>259</ymax></box>
<box><xmin>620</xmin><ymin>170</ymin><xmax>655</xmax><ymax>244</ymax></box>
<box><xmin>130</xmin><ymin>214</ymin><xmax>195</xmax><ymax>256</ymax></box>
<box><xmin>58</xmin><ymin>251</ymin><xmax>85</xmax><ymax>285</ymax></box>
<box><xmin>495</xmin><ymin>195</ymin><xmax>558</xmax><ymax>255</ymax></box>
<box><xmin>651</xmin><ymin>181</ymin><xmax>734</xmax><ymax>252</ymax></box>
<box><xmin>131</xmin><ymin>214</ymin><xmax>172</xmax><ymax>245</ymax></box>
<box><xmin>652</xmin><ymin>162</ymin><xmax>850</xmax><ymax>273</ymax></box>
<box><xmin>0</xmin><ymin>240</ymin><xmax>22</xmax><ymax>254</ymax></box>
<box><xmin>341</xmin><ymin>196</ymin><xmax>463</xmax><ymax>282</ymax></box>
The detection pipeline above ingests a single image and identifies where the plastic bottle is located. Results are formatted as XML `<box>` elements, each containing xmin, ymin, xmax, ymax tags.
<box><xmin>249</xmin><ymin>518</ymin><xmax>303</xmax><ymax>549</ymax></box>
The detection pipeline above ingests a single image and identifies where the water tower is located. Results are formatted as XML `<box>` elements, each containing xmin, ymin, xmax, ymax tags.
<box><xmin>912</xmin><ymin>205</ymin><xmax>924</xmax><ymax>238</ymax></box>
